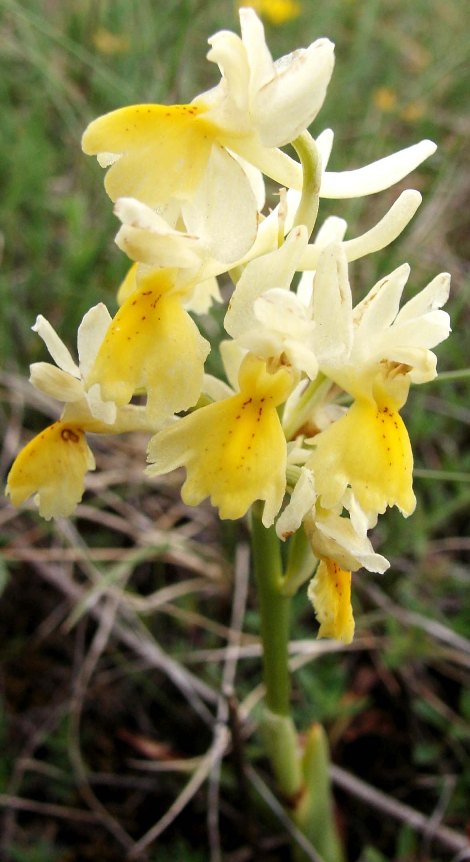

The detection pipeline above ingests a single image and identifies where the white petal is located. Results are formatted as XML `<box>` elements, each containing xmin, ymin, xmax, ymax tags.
<box><xmin>380</xmin><ymin>312</ymin><xmax>451</xmax><ymax>356</ymax></box>
<box><xmin>315</xmin><ymin>128</ymin><xmax>334</xmax><ymax>169</ymax></box>
<box><xmin>235</xmin><ymin>204</ymin><xmax>282</xmax><ymax>264</ymax></box>
<box><xmin>239</xmin><ymin>7</ymin><xmax>273</xmax><ymax>93</ymax></box>
<box><xmin>282</xmin><ymin>188</ymin><xmax>301</xmax><ymax>233</ymax></box>
<box><xmin>206</xmin><ymin>30</ymin><xmax>249</xmax><ymax>113</ymax></box>
<box><xmin>296</xmin><ymin>270</ymin><xmax>315</xmax><ymax>306</ymax></box>
<box><xmin>229</xmin><ymin>151</ymin><xmax>266</xmax><ymax>211</ymax></box>
<box><xmin>114</xmin><ymin>197</ymin><xmax>170</xmax><ymax>232</ymax></box>
<box><xmin>353</xmin><ymin>264</ymin><xmax>410</xmax><ymax>337</ymax></box>
<box><xmin>284</xmin><ymin>343</ymin><xmax>318</xmax><ymax>380</ymax></box>
<box><xmin>77</xmin><ymin>303</ymin><xmax>113</xmax><ymax>378</ymax></box>
<box><xmin>254</xmin><ymin>288</ymin><xmax>312</xmax><ymax>336</ymax></box>
<box><xmin>232</xmin><ymin>136</ymin><xmax>302</xmax><ymax>189</ymax></box>
<box><xmin>312</xmin><ymin>244</ymin><xmax>352</xmax><ymax>363</ymax></box>
<box><xmin>254</xmin><ymin>39</ymin><xmax>335</xmax><ymax>147</ymax></box>
<box><xmin>185</xmin><ymin>276</ymin><xmax>221</xmax><ymax>314</ymax></box>
<box><xmin>86</xmin><ymin>383</ymin><xmax>117</xmax><ymax>424</ymax></box>
<box><xmin>202</xmin><ymin>373</ymin><xmax>234</xmax><ymax>402</ymax></box>
<box><xmin>114</xmin><ymin>197</ymin><xmax>203</xmax><ymax>269</ymax></box>
<box><xmin>395</xmin><ymin>272</ymin><xmax>451</xmax><ymax>322</ymax></box>
<box><xmin>345</xmin><ymin>488</ymin><xmax>378</xmax><ymax>532</ymax></box>
<box><xmin>32</xmin><ymin>315</ymin><xmax>80</xmax><ymax>377</ymax></box>
<box><xmin>219</xmin><ymin>339</ymin><xmax>247</xmax><ymax>392</ymax></box>
<box><xmin>312</xmin><ymin>509</ymin><xmax>389</xmax><ymax>573</ymax></box>
<box><xmin>315</xmin><ymin>215</ymin><xmax>348</xmax><ymax>246</ymax></box>
<box><xmin>298</xmin><ymin>215</ymin><xmax>348</xmax><ymax>270</ymax></box>
<box><xmin>182</xmin><ymin>145</ymin><xmax>258</xmax><ymax>263</ymax></box>
<box><xmin>320</xmin><ymin>139</ymin><xmax>437</xmax><ymax>198</ymax></box>
<box><xmin>276</xmin><ymin>467</ymin><xmax>316</xmax><ymax>540</ymax></box>
<box><xmin>97</xmin><ymin>151</ymin><xmax>119</xmax><ymax>168</ymax></box>
<box><xmin>116</xmin><ymin>223</ymin><xmax>202</xmax><ymax>269</ymax></box>
<box><xmin>29</xmin><ymin>362</ymin><xmax>84</xmax><ymax>401</ymax></box>
<box><xmin>225</xmin><ymin>226</ymin><xmax>308</xmax><ymax>338</ymax></box>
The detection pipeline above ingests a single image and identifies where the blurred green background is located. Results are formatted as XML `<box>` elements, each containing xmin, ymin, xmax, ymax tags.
<box><xmin>1</xmin><ymin>1</ymin><xmax>470</xmax><ymax>860</ymax></box>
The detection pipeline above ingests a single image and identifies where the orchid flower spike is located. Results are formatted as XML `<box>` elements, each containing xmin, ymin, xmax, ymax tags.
<box><xmin>82</xmin><ymin>8</ymin><xmax>335</xmax><ymax>263</ymax></box>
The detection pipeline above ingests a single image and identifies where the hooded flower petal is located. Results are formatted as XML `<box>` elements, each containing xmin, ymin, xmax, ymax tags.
<box><xmin>236</xmin><ymin>287</ymin><xmax>318</xmax><ymax>378</ymax></box>
<box><xmin>205</xmin><ymin>8</ymin><xmax>334</xmax><ymax>147</ymax></box>
<box><xmin>225</xmin><ymin>226</ymin><xmax>308</xmax><ymax>338</ymax></box>
<box><xmin>147</xmin><ymin>355</ymin><xmax>293</xmax><ymax>525</ymax></box>
<box><xmin>237</xmin><ymin>8</ymin><xmax>334</xmax><ymax>147</ymax></box>
<box><xmin>308</xmin><ymin>559</ymin><xmax>355</xmax><ymax>643</ymax></box>
<box><xmin>305</xmin><ymin>500</ymin><xmax>389</xmax><ymax>574</ymax></box>
<box><xmin>6</xmin><ymin>421</ymin><xmax>95</xmax><ymax>520</ymax></box>
<box><xmin>82</xmin><ymin>97</ymin><xmax>262</xmax><ymax>260</ymax></box>
<box><xmin>312</xmin><ymin>246</ymin><xmax>451</xmax><ymax>402</ymax></box>
<box><xmin>81</xmin><ymin>8</ymin><xmax>335</xmax><ymax>260</ymax></box>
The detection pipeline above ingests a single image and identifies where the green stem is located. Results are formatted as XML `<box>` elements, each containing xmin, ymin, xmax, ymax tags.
<box><xmin>251</xmin><ymin>503</ymin><xmax>302</xmax><ymax>798</ymax></box>
<box><xmin>251</xmin><ymin>505</ymin><xmax>344</xmax><ymax>862</ymax></box>
<box><xmin>251</xmin><ymin>503</ymin><xmax>290</xmax><ymax>715</ymax></box>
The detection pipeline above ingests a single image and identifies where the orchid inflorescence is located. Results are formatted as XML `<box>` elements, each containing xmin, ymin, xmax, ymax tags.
<box><xmin>6</xmin><ymin>8</ymin><xmax>450</xmax><ymax>644</ymax></box>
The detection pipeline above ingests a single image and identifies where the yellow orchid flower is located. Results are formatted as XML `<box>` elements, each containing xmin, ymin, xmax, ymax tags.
<box><xmin>6</xmin><ymin>309</ymin><xmax>159</xmax><ymax>520</ymax></box>
<box><xmin>86</xmin><ymin>268</ymin><xmax>210</xmax><ymax>421</ymax></box>
<box><xmin>147</xmin><ymin>354</ymin><xmax>294</xmax><ymax>525</ymax></box>
<box><xmin>304</xmin><ymin>245</ymin><xmax>450</xmax><ymax>520</ymax></box>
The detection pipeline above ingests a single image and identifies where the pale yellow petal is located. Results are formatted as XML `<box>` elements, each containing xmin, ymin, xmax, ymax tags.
<box><xmin>32</xmin><ymin>315</ymin><xmax>79</xmax><ymax>377</ymax></box>
<box><xmin>181</xmin><ymin>144</ymin><xmax>258</xmax><ymax>263</ymax></box>
<box><xmin>77</xmin><ymin>303</ymin><xmax>113</xmax><ymax>377</ymax></box>
<box><xmin>29</xmin><ymin>363</ymin><xmax>84</xmax><ymax>401</ymax></box>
